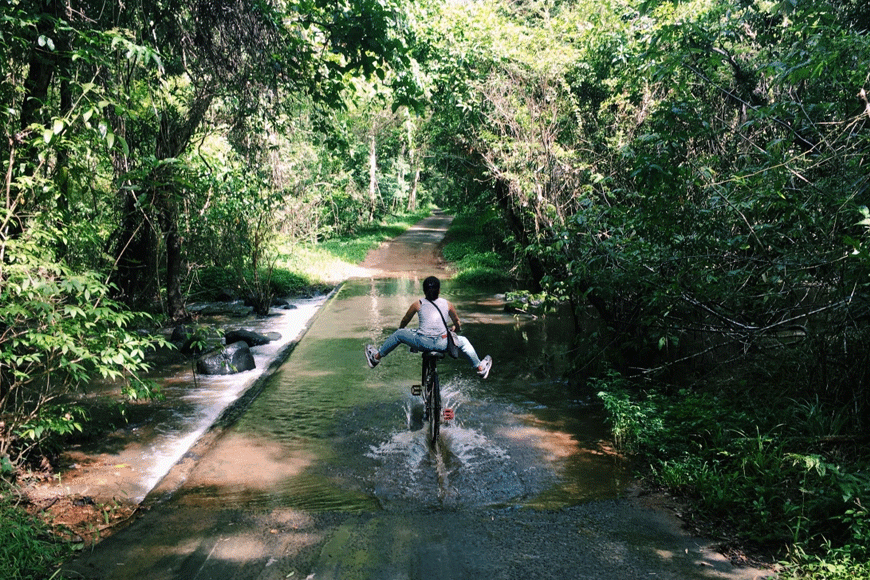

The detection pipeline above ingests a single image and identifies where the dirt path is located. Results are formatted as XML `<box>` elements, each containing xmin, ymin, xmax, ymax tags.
<box><xmin>55</xmin><ymin>212</ymin><xmax>774</xmax><ymax>579</ymax></box>
<box><xmin>359</xmin><ymin>210</ymin><xmax>454</xmax><ymax>277</ymax></box>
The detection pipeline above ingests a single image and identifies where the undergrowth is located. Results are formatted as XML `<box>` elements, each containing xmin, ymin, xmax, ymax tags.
<box><xmin>594</xmin><ymin>369</ymin><xmax>870</xmax><ymax>578</ymax></box>
<box><xmin>189</xmin><ymin>208</ymin><xmax>433</xmax><ymax>299</ymax></box>
<box><xmin>440</xmin><ymin>208</ymin><xmax>515</xmax><ymax>288</ymax></box>
<box><xmin>0</xmin><ymin>487</ymin><xmax>74</xmax><ymax>580</ymax></box>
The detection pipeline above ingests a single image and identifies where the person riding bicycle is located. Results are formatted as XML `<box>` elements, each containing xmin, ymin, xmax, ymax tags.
<box><xmin>365</xmin><ymin>276</ymin><xmax>493</xmax><ymax>379</ymax></box>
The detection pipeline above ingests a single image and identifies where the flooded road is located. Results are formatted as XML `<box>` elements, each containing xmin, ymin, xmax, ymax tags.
<box><xmin>64</xmin><ymin>214</ymin><xmax>770</xmax><ymax>580</ymax></box>
<box><xmin>177</xmin><ymin>278</ymin><xmax>629</xmax><ymax>514</ymax></box>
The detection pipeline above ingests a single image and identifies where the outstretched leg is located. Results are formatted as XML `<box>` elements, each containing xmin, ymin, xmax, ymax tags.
<box><xmin>454</xmin><ymin>335</ymin><xmax>492</xmax><ymax>378</ymax></box>
<box><xmin>366</xmin><ymin>329</ymin><xmax>439</xmax><ymax>368</ymax></box>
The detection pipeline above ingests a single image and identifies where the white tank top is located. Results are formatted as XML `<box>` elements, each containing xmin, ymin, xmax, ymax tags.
<box><xmin>418</xmin><ymin>298</ymin><xmax>449</xmax><ymax>337</ymax></box>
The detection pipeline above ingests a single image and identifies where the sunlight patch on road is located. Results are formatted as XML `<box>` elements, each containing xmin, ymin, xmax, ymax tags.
<box><xmin>500</xmin><ymin>415</ymin><xmax>582</xmax><ymax>463</ymax></box>
<box><xmin>184</xmin><ymin>433</ymin><xmax>314</xmax><ymax>492</ymax></box>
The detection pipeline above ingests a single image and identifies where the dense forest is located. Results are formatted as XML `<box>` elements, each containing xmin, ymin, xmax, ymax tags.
<box><xmin>2</xmin><ymin>0</ymin><xmax>870</xmax><ymax>577</ymax></box>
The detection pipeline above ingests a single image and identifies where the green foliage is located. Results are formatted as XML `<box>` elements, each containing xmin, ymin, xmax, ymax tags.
<box><xmin>0</xmin><ymin>225</ymin><xmax>166</xmax><ymax>465</ymax></box>
<box><xmin>422</xmin><ymin>0</ymin><xmax>870</xmax><ymax>398</ymax></box>
<box><xmin>422</xmin><ymin>11</ymin><xmax>870</xmax><ymax>574</ymax></box>
<box><xmin>596</xmin><ymin>374</ymin><xmax>870</xmax><ymax>565</ymax></box>
<box><xmin>780</xmin><ymin>550</ymin><xmax>870</xmax><ymax>580</ymax></box>
<box><xmin>451</xmin><ymin>266</ymin><xmax>513</xmax><ymax>288</ymax></box>
<box><xmin>2</xmin><ymin>0</ymin><xmax>868</xmax><ymax>575</ymax></box>
<box><xmin>441</xmin><ymin>210</ymin><xmax>515</xmax><ymax>288</ymax></box>
<box><xmin>318</xmin><ymin>227</ymin><xmax>405</xmax><ymax>264</ymax></box>
<box><xmin>16</xmin><ymin>405</ymin><xmax>88</xmax><ymax>444</ymax></box>
<box><xmin>315</xmin><ymin>208</ymin><xmax>433</xmax><ymax>263</ymax></box>
<box><xmin>267</xmin><ymin>269</ymin><xmax>311</xmax><ymax>298</ymax></box>
<box><xmin>0</xmin><ymin>487</ymin><xmax>76</xmax><ymax>580</ymax></box>
<box><xmin>188</xmin><ymin>266</ymin><xmax>314</xmax><ymax>302</ymax></box>
<box><xmin>259</xmin><ymin>209</ymin><xmax>433</xmax><ymax>288</ymax></box>
<box><xmin>594</xmin><ymin>371</ymin><xmax>663</xmax><ymax>452</ymax></box>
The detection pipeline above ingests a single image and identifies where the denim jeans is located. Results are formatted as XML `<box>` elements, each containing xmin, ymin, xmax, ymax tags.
<box><xmin>379</xmin><ymin>328</ymin><xmax>482</xmax><ymax>368</ymax></box>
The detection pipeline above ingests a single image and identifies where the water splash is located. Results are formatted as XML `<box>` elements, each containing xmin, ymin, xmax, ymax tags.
<box><xmin>364</xmin><ymin>378</ymin><xmax>558</xmax><ymax>511</ymax></box>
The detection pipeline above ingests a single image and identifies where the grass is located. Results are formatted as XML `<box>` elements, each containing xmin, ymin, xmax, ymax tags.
<box><xmin>440</xmin><ymin>208</ymin><xmax>516</xmax><ymax>289</ymax></box>
<box><xmin>278</xmin><ymin>208</ymin><xmax>432</xmax><ymax>282</ymax></box>
<box><xmin>188</xmin><ymin>206</ymin><xmax>521</xmax><ymax>300</ymax></box>
<box><xmin>0</xmin><ymin>487</ymin><xmax>75</xmax><ymax>580</ymax></box>
<box><xmin>189</xmin><ymin>208</ymin><xmax>434</xmax><ymax>299</ymax></box>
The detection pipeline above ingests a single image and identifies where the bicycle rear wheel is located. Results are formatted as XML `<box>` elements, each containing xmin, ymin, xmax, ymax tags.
<box><xmin>428</xmin><ymin>371</ymin><xmax>440</xmax><ymax>446</ymax></box>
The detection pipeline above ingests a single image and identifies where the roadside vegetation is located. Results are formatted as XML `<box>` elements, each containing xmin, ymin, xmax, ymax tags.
<box><xmin>3</xmin><ymin>0</ymin><xmax>869</xmax><ymax>577</ymax></box>
<box><xmin>596</xmin><ymin>370</ymin><xmax>870</xmax><ymax>578</ymax></box>
<box><xmin>0</xmin><ymin>486</ymin><xmax>75</xmax><ymax>580</ymax></box>
<box><xmin>188</xmin><ymin>208</ymin><xmax>434</xmax><ymax>301</ymax></box>
<box><xmin>440</xmin><ymin>209</ymin><xmax>515</xmax><ymax>289</ymax></box>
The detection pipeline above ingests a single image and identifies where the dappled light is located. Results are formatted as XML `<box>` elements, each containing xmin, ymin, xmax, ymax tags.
<box><xmin>501</xmin><ymin>422</ymin><xmax>580</xmax><ymax>462</ymax></box>
<box><xmin>181</xmin><ymin>433</ymin><xmax>314</xmax><ymax>497</ymax></box>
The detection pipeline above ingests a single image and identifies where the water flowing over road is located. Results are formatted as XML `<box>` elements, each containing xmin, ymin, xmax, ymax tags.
<box><xmin>64</xmin><ymin>213</ymin><xmax>771</xmax><ymax>580</ymax></box>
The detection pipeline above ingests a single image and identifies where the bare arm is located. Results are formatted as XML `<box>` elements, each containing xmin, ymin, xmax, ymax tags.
<box><xmin>399</xmin><ymin>301</ymin><xmax>420</xmax><ymax>328</ymax></box>
<box><xmin>447</xmin><ymin>302</ymin><xmax>462</xmax><ymax>334</ymax></box>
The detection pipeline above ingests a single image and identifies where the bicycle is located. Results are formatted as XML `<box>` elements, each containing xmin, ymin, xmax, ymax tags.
<box><xmin>410</xmin><ymin>349</ymin><xmax>454</xmax><ymax>447</ymax></box>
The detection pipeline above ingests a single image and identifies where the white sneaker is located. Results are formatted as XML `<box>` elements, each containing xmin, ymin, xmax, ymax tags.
<box><xmin>477</xmin><ymin>355</ymin><xmax>492</xmax><ymax>379</ymax></box>
<box><xmin>365</xmin><ymin>344</ymin><xmax>380</xmax><ymax>368</ymax></box>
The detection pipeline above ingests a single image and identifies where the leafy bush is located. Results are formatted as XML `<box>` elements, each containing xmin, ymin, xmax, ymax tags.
<box><xmin>267</xmin><ymin>268</ymin><xmax>311</xmax><ymax>297</ymax></box>
<box><xmin>188</xmin><ymin>266</ymin><xmax>313</xmax><ymax>301</ymax></box>
<box><xmin>594</xmin><ymin>370</ymin><xmax>664</xmax><ymax>452</ymax></box>
<box><xmin>451</xmin><ymin>267</ymin><xmax>513</xmax><ymax>288</ymax></box>
<box><xmin>1</xmin><ymin>227</ymin><xmax>166</xmax><ymax>467</ymax></box>
<box><xmin>442</xmin><ymin>211</ymin><xmax>515</xmax><ymax>288</ymax></box>
<box><xmin>780</xmin><ymin>550</ymin><xmax>870</xmax><ymax>580</ymax></box>
<box><xmin>595</xmin><ymin>370</ymin><xmax>870</xmax><ymax>566</ymax></box>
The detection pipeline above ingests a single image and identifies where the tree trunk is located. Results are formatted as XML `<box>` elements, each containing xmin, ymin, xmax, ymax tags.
<box><xmin>10</xmin><ymin>0</ymin><xmax>65</xmax><ymax>239</ymax></box>
<box><xmin>111</xmin><ymin>190</ymin><xmax>160</xmax><ymax>309</ymax></box>
<box><xmin>407</xmin><ymin>145</ymin><xmax>418</xmax><ymax>213</ymax></box>
<box><xmin>20</xmin><ymin>3</ymin><xmax>61</xmax><ymax>134</ymax></box>
<box><xmin>407</xmin><ymin>165</ymin><xmax>419</xmax><ymax>212</ymax></box>
<box><xmin>405</xmin><ymin>113</ymin><xmax>418</xmax><ymax>212</ymax></box>
<box><xmin>160</xmin><ymin>193</ymin><xmax>186</xmax><ymax>320</ymax></box>
<box><xmin>368</xmin><ymin>134</ymin><xmax>378</xmax><ymax>221</ymax></box>
<box><xmin>110</xmin><ymin>91</ymin><xmax>213</xmax><ymax>318</ymax></box>
<box><xmin>494</xmin><ymin>178</ymin><xmax>546</xmax><ymax>290</ymax></box>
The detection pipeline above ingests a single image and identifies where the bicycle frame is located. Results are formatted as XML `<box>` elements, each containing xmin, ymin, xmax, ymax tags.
<box><xmin>411</xmin><ymin>350</ymin><xmax>446</xmax><ymax>447</ymax></box>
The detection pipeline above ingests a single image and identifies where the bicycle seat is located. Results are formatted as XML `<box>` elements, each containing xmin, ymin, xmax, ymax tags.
<box><xmin>410</xmin><ymin>347</ymin><xmax>446</xmax><ymax>359</ymax></box>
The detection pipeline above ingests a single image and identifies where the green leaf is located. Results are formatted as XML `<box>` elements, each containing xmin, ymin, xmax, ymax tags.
<box><xmin>117</xmin><ymin>134</ymin><xmax>130</xmax><ymax>156</ymax></box>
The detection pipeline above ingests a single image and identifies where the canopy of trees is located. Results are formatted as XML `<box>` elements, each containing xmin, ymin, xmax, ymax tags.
<box><xmin>421</xmin><ymin>0</ymin><xmax>869</xmax><ymax>385</ymax></box>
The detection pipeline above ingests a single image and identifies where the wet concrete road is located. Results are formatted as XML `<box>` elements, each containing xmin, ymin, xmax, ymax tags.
<box><xmin>63</xmin><ymin>215</ymin><xmax>771</xmax><ymax>580</ymax></box>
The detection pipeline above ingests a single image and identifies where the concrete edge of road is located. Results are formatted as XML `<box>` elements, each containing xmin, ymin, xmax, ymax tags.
<box><xmin>141</xmin><ymin>282</ymin><xmax>346</xmax><ymax>510</ymax></box>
